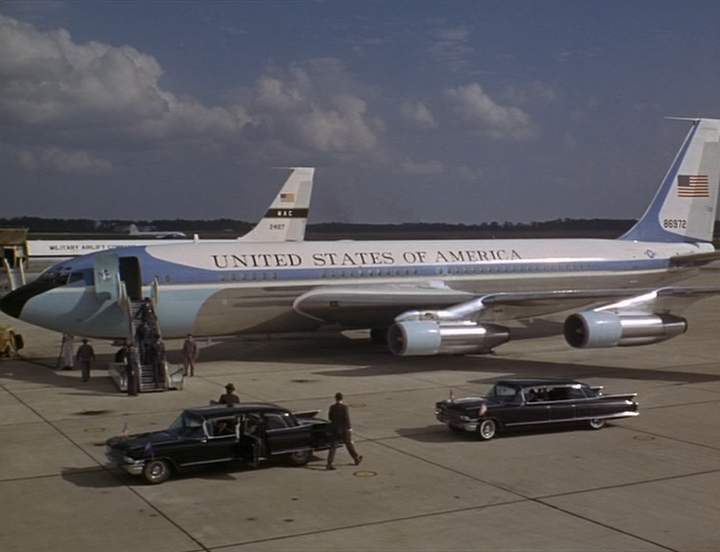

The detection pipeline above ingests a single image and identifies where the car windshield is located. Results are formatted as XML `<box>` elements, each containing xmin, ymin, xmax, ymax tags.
<box><xmin>168</xmin><ymin>413</ymin><xmax>204</xmax><ymax>437</ymax></box>
<box><xmin>489</xmin><ymin>384</ymin><xmax>521</xmax><ymax>403</ymax></box>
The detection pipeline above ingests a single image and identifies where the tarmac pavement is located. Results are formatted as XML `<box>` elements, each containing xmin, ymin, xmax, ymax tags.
<box><xmin>1</xmin><ymin>272</ymin><xmax>719</xmax><ymax>551</ymax></box>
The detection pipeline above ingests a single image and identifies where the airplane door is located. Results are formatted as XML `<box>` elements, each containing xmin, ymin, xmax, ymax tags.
<box><xmin>94</xmin><ymin>253</ymin><xmax>119</xmax><ymax>301</ymax></box>
<box><xmin>119</xmin><ymin>257</ymin><xmax>142</xmax><ymax>301</ymax></box>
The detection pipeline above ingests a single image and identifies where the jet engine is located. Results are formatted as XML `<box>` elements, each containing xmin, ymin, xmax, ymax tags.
<box><xmin>387</xmin><ymin>320</ymin><xmax>510</xmax><ymax>356</ymax></box>
<box><xmin>563</xmin><ymin>311</ymin><xmax>687</xmax><ymax>348</ymax></box>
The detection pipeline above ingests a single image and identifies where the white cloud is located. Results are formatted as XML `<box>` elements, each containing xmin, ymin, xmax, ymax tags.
<box><xmin>400</xmin><ymin>100</ymin><xmax>437</xmax><ymax>129</ymax></box>
<box><xmin>445</xmin><ymin>83</ymin><xmax>533</xmax><ymax>140</ymax></box>
<box><xmin>245</xmin><ymin>60</ymin><xmax>383</xmax><ymax>154</ymax></box>
<box><xmin>400</xmin><ymin>159</ymin><xmax>445</xmax><ymax>176</ymax></box>
<box><xmin>0</xmin><ymin>15</ymin><xmax>248</xmax><ymax>140</ymax></box>
<box><xmin>0</xmin><ymin>16</ymin><xmax>386</xmax><ymax>163</ymax></box>
<box><xmin>16</xmin><ymin>147</ymin><xmax>112</xmax><ymax>174</ymax></box>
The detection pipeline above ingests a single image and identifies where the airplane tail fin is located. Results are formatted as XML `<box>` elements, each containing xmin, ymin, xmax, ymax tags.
<box><xmin>239</xmin><ymin>167</ymin><xmax>314</xmax><ymax>242</ymax></box>
<box><xmin>620</xmin><ymin>118</ymin><xmax>720</xmax><ymax>243</ymax></box>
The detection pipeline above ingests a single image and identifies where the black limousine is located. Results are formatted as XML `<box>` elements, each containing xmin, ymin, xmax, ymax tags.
<box><xmin>435</xmin><ymin>378</ymin><xmax>638</xmax><ymax>440</ymax></box>
<box><xmin>106</xmin><ymin>403</ymin><xmax>332</xmax><ymax>484</ymax></box>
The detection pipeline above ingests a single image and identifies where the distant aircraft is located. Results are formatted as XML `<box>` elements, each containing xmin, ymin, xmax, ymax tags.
<box><xmin>126</xmin><ymin>224</ymin><xmax>187</xmax><ymax>239</ymax></box>
<box><xmin>21</xmin><ymin>167</ymin><xmax>314</xmax><ymax>264</ymax></box>
<box><xmin>3</xmin><ymin>121</ymin><xmax>720</xmax><ymax>357</ymax></box>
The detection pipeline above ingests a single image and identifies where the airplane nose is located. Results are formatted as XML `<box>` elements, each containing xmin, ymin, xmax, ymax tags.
<box><xmin>0</xmin><ymin>288</ymin><xmax>29</xmax><ymax>319</ymax></box>
<box><xmin>0</xmin><ymin>279</ymin><xmax>60</xmax><ymax>320</ymax></box>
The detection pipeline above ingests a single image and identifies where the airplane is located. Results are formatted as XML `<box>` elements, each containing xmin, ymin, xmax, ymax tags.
<box><xmin>2</xmin><ymin>119</ymin><xmax>719</xmax><ymax>357</ymax></box>
<box><xmin>126</xmin><ymin>224</ymin><xmax>187</xmax><ymax>239</ymax></box>
<box><xmin>1</xmin><ymin>167</ymin><xmax>314</xmax><ymax>291</ymax></box>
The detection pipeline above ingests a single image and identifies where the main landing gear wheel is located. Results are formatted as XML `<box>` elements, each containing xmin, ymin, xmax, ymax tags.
<box><xmin>287</xmin><ymin>449</ymin><xmax>312</xmax><ymax>466</ymax></box>
<box><xmin>588</xmin><ymin>418</ymin><xmax>606</xmax><ymax>430</ymax></box>
<box><xmin>143</xmin><ymin>459</ymin><xmax>171</xmax><ymax>484</ymax></box>
<box><xmin>477</xmin><ymin>419</ymin><xmax>497</xmax><ymax>441</ymax></box>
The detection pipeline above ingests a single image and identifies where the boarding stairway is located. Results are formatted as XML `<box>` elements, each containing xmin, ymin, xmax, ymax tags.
<box><xmin>128</xmin><ymin>300</ymin><xmax>166</xmax><ymax>392</ymax></box>
<box><xmin>107</xmin><ymin>275</ymin><xmax>184</xmax><ymax>393</ymax></box>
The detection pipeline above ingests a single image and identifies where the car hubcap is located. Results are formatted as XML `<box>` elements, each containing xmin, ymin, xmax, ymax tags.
<box><xmin>481</xmin><ymin>421</ymin><xmax>495</xmax><ymax>438</ymax></box>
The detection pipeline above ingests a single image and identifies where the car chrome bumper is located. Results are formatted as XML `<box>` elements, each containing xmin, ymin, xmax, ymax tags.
<box><xmin>436</xmin><ymin>413</ymin><xmax>478</xmax><ymax>432</ymax></box>
<box><xmin>105</xmin><ymin>453</ymin><xmax>144</xmax><ymax>475</ymax></box>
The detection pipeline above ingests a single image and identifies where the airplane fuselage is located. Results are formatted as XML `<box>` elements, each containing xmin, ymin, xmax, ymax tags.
<box><xmin>4</xmin><ymin>237</ymin><xmax>710</xmax><ymax>340</ymax></box>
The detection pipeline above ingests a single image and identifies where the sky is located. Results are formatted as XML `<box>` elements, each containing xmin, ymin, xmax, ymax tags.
<box><xmin>1</xmin><ymin>1</ymin><xmax>720</xmax><ymax>224</ymax></box>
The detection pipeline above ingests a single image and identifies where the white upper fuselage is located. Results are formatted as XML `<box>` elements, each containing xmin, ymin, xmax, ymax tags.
<box><xmin>6</xmin><ymin>236</ymin><xmax>710</xmax><ymax>340</ymax></box>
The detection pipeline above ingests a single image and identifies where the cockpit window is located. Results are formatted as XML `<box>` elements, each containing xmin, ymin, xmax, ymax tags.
<box><xmin>67</xmin><ymin>270</ymin><xmax>94</xmax><ymax>285</ymax></box>
<box><xmin>36</xmin><ymin>271</ymin><xmax>69</xmax><ymax>286</ymax></box>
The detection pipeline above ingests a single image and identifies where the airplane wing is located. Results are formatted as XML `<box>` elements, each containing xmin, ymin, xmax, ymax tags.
<box><xmin>668</xmin><ymin>250</ymin><xmax>720</xmax><ymax>268</ymax></box>
<box><xmin>293</xmin><ymin>283</ymin><xmax>720</xmax><ymax>326</ymax></box>
<box><xmin>239</xmin><ymin>167</ymin><xmax>314</xmax><ymax>242</ymax></box>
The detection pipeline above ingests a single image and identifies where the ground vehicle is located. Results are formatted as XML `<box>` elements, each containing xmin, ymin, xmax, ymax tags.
<box><xmin>435</xmin><ymin>378</ymin><xmax>638</xmax><ymax>440</ymax></box>
<box><xmin>105</xmin><ymin>403</ymin><xmax>332</xmax><ymax>483</ymax></box>
<box><xmin>0</xmin><ymin>326</ymin><xmax>22</xmax><ymax>358</ymax></box>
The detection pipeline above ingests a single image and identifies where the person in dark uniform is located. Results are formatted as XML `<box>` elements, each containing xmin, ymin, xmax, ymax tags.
<box><xmin>134</xmin><ymin>297</ymin><xmax>156</xmax><ymax>323</ymax></box>
<box><xmin>76</xmin><ymin>339</ymin><xmax>96</xmax><ymax>382</ymax></box>
<box><xmin>218</xmin><ymin>383</ymin><xmax>240</xmax><ymax>406</ymax></box>
<box><xmin>326</xmin><ymin>392</ymin><xmax>362</xmax><ymax>470</ymax></box>
<box><xmin>125</xmin><ymin>345</ymin><xmax>140</xmax><ymax>396</ymax></box>
<box><xmin>135</xmin><ymin>321</ymin><xmax>147</xmax><ymax>363</ymax></box>
<box><xmin>114</xmin><ymin>341</ymin><xmax>128</xmax><ymax>364</ymax></box>
<box><xmin>150</xmin><ymin>337</ymin><xmax>166</xmax><ymax>386</ymax></box>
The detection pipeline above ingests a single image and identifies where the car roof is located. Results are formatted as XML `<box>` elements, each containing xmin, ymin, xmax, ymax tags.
<box><xmin>494</xmin><ymin>378</ymin><xmax>582</xmax><ymax>388</ymax></box>
<box><xmin>183</xmin><ymin>402</ymin><xmax>288</xmax><ymax>418</ymax></box>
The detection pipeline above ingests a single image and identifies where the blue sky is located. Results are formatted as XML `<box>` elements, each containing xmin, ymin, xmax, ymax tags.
<box><xmin>1</xmin><ymin>1</ymin><xmax>719</xmax><ymax>223</ymax></box>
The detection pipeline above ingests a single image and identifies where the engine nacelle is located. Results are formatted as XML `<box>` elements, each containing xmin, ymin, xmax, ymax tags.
<box><xmin>387</xmin><ymin>320</ymin><xmax>510</xmax><ymax>356</ymax></box>
<box><xmin>564</xmin><ymin>311</ymin><xmax>687</xmax><ymax>348</ymax></box>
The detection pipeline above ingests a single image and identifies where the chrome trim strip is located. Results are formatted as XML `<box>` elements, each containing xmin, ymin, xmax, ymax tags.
<box><xmin>504</xmin><ymin>411</ymin><xmax>639</xmax><ymax>427</ymax></box>
<box><xmin>180</xmin><ymin>457</ymin><xmax>234</xmax><ymax>466</ymax></box>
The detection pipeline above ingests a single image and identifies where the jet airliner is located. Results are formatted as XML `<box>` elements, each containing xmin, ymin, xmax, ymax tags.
<box><xmin>2</xmin><ymin>120</ymin><xmax>719</xmax><ymax>356</ymax></box>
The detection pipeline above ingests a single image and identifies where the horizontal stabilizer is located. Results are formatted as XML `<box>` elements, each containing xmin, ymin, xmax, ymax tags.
<box><xmin>668</xmin><ymin>250</ymin><xmax>720</xmax><ymax>267</ymax></box>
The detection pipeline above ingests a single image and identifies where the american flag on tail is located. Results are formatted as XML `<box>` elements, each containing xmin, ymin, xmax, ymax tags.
<box><xmin>677</xmin><ymin>175</ymin><xmax>710</xmax><ymax>197</ymax></box>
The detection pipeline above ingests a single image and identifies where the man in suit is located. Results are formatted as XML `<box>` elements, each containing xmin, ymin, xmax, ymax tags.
<box><xmin>218</xmin><ymin>383</ymin><xmax>240</xmax><ymax>406</ymax></box>
<box><xmin>126</xmin><ymin>344</ymin><xmax>140</xmax><ymax>396</ymax></box>
<box><xmin>76</xmin><ymin>339</ymin><xmax>95</xmax><ymax>382</ymax></box>
<box><xmin>326</xmin><ymin>392</ymin><xmax>362</xmax><ymax>470</ymax></box>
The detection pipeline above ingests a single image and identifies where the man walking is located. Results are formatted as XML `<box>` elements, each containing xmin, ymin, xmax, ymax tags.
<box><xmin>326</xmin><ymin>392</ymin><xmax>362</xmax><ymax>470</ymax></box>
<box><xmin>76</xmin><ymin>339</ymin><xmax>96</xmax><ymax>382</ymax></box>
<box><xmin>182</xmin><ymin>334</ymin><xmax>198</xmax><ymax>377</ymax></box>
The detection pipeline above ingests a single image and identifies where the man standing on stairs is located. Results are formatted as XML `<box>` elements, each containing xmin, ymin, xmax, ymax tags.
<box><xmin>126</xmin><ymin>344</ymin><xmax>139</xmax><ymax>396</ymax></box>
<box><xmin>182</xmin><ymin>334</ymin><xmax>198</xmax><ymax>377</ymax></box>
<box><xmin>151</xmin><ymin>337</ymin><xmax>166</xmax><ymax>388</ymax></box>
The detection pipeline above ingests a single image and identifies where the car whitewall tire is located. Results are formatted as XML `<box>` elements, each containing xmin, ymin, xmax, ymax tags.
<box><xmin>588</xmin><ymin>418</ymin><xmax>606</xmax><ymax>430</ymax></box>
<box><xmin>478</xmin><ymin>419</ymin><xmax>497</xmax><ymax>441</ymax></box>
<box><xmin>143</xmin><ymin>459</ymin><xmax>171</xmax><ymax>484</ymax></box>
